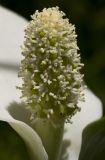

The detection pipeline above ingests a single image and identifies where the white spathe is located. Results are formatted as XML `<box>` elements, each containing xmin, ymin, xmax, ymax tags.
<box><xmin>64</xmin><ymin>89</ymin><xmax>102</xmax><ymax>160</ymax></box>
<box><xmin>0</xmin><ymin>6</ymin><xmax>102</xmax><ymax>160</ymax></box>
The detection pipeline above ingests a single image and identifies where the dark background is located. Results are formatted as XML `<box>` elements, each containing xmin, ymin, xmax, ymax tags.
<box><xmin>1</xmin><ymin>0</ymin><xmax>105</xmax><ymax>113</ymax></box>
<box><xmin>0</xmin><ymin>0</ymin><xmax>105</xmax><ymax>159</ymax></box>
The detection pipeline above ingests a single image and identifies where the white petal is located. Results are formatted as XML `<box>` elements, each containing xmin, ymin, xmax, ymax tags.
<box><xmin>0</xmin><ymin>107</ymin><xmax>48</xmax><ymax>160</ymax></box>
<box><xmin>0</xmin><ymin>6</ymin><xmax>26</xmax><ymax>64</ymax></box>
<box><xmin>0</xmin><ymin>69</ymin><xmax>21</xmax><ymax>108</ymax></box>
<box><xmin>0</xmin><ymin>6</ymin><xmax>25</xmax><ymax>108</ymax></box>
<box><xmin>64</xmin><ymin>88</ymin><xmax>102</xmax><ymax>160</ymax></box>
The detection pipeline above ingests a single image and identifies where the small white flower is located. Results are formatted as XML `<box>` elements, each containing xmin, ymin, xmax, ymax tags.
<box><xmin>18</xmin><ymin>7</ymin><xmax>85</xmax><ymax>123</ymax></box>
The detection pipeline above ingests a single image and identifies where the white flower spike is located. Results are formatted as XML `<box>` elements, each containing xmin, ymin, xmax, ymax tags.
<box><xmin>18</xmin><ymin>7</ymin><xmax>84</xmax><ymax>124</ymax></box>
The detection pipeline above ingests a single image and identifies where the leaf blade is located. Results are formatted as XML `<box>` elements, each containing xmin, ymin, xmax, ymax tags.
<box><xmin>0</xmin><ymin>107</ymin><xmax>48</xmax><ymax>160</ymax></box>
<box><xmin>79</xmin><ymin>117</ymin><xmax>105</xmax><ymax>160</ymax></box>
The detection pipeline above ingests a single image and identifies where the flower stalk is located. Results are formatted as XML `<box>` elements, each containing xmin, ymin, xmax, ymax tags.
<box><xmin>33</xmin><ymin>119</ymin><xmax>64</xmax><ymax>160</ymax></box>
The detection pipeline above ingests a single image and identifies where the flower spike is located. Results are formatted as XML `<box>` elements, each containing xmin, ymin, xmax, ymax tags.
<box><xmin>18</xmin><ymin>7</ymin><xmax>84</xmax><ymax>124</ymax></box>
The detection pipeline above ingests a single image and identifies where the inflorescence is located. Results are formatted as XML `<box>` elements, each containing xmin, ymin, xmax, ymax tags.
<box><xmin>18</xmin><ymin>7</ymin><xmax>84</xmax><ymax>124</ymax></box>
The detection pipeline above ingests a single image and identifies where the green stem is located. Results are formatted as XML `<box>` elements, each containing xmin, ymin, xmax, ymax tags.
<box><xmin>32</xmin><ymin>119</ymin><xmax>64</xmax><ymax>160</ymax></box>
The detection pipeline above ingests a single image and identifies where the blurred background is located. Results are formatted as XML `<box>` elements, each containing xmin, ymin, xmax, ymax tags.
<box><xmin>0</xmin><ymin>0</ymin><xmax>105</xmax><ymax>159</ymax></box>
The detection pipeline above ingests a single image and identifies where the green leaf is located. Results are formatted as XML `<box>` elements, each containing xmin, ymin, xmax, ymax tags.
<box><xmin>0</xmin><ymin>121</ymin><xmax>30</xmax><ymax>160</ymax></box>
<box><xmin>79</xmin><ymin>117</ymin><xmax>105</xmax><ymax>160</ymax></box>
<box><xmin>0</xmin><ymin>105</ymin><xmax>48</xmax><ymax>160</ymax></box>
